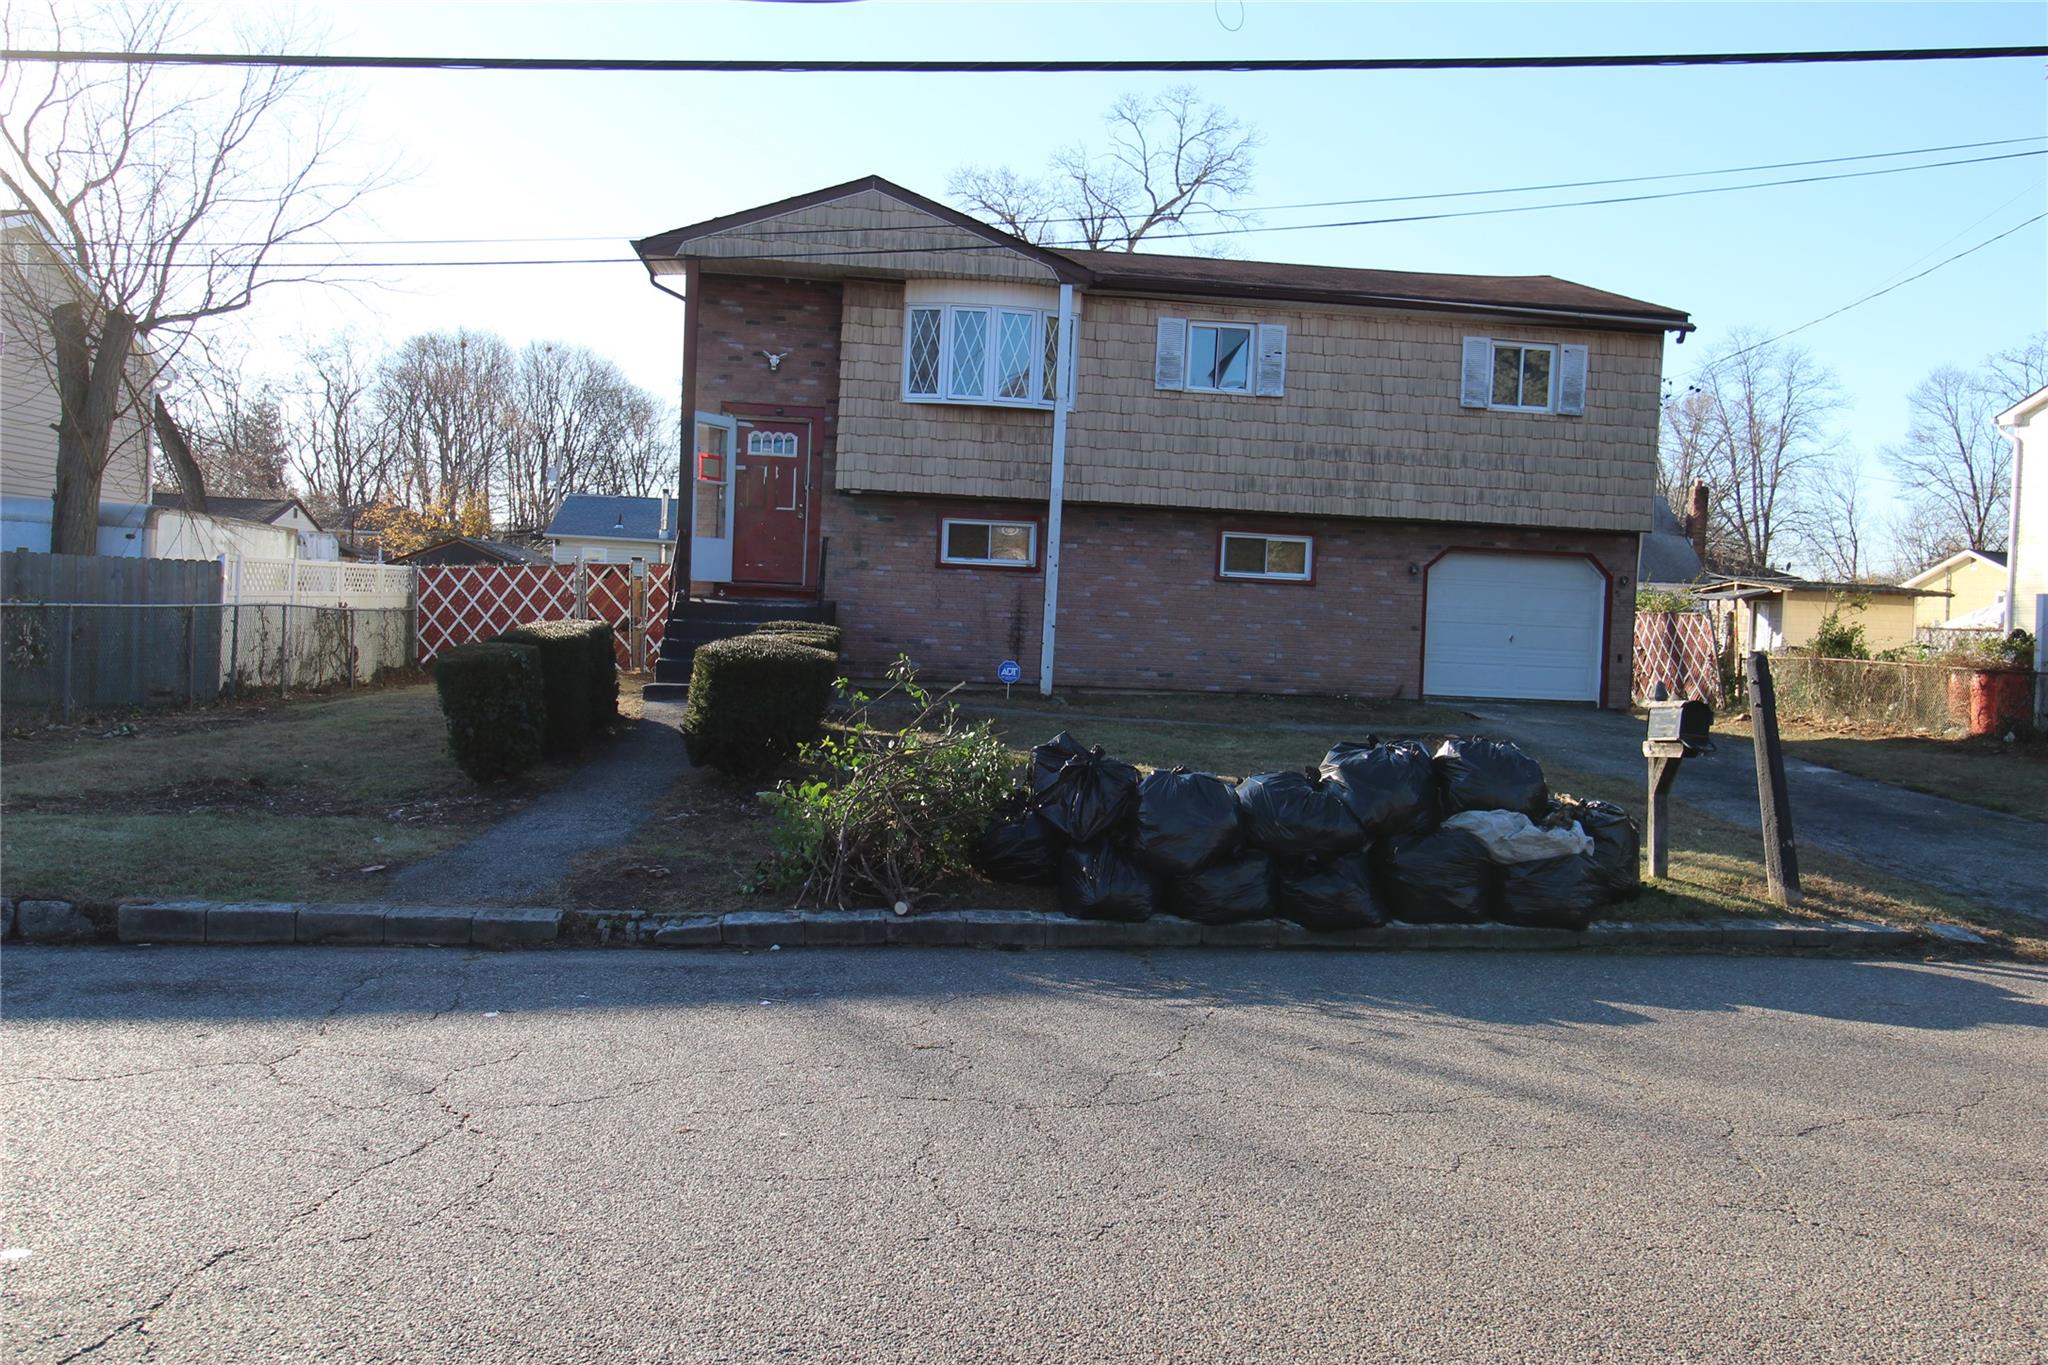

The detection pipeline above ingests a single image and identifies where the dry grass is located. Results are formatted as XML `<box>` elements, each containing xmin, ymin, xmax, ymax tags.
<box><xmin>1714</xmin><ymin>713</ymin><xmax>2047</xmax><ymax>821</ymax></box>
<box><xmin>1</xmin><ymin>682</ymin><xmax>633</xmax><ymax>904</ymax></box>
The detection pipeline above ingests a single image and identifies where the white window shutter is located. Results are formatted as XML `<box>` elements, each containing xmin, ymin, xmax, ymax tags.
<box><xmin>1459</xmin><ymin>336</ymin><xmax>1492</xmax><ymax>408</ymax></box>
<box><xmin>1154</xmin><ymin>316</ymin><xmax>1187</xmax><ymax>390</ymax></box>
<box><xmin>1254</xmin><ymin>323</ymin><xmax>1288</xmax><ymax>397</ymax></box>
<box><xmin>1558</xmin><ymin>344</ymin><xmax>1589</xmax><ymax>414</ymax></box>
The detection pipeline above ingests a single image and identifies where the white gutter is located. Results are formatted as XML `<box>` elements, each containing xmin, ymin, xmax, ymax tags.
<box><xmin>1039</xmin><ymin>282</ymin><xmax>1076</xmax><ymax>696</ymax></box>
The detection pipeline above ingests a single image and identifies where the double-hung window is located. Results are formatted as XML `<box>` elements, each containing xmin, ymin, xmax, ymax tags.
<box><xmin>941</xmin><ymin>517</ymin><xmax>1038</xmax><ymax>568</ymax></box>
<box><xmin>906</xmin><ymin>303</ymin><xmax>1071</xmax><ymax>409</ymax></box>
<box><xmin>1218</xmin><ymin>532</ymin><xmax>1313</xmax><ymax>582</ymax></box>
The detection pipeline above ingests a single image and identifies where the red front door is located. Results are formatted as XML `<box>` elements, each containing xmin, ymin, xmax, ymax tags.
<box><xmin>732</xmin><ymin>419</ymin><xmax>809</xmax><ymax>585</ymax></box>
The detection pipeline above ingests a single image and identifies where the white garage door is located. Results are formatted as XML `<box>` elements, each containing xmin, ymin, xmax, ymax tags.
<box><xmin>1423</xmin><ymin>552</ymin><xmax>1606</xmax><ymax>702</ymax></box>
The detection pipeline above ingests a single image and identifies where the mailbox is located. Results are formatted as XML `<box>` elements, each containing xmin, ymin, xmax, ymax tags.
<box><xmin>1646</xmin><ymin>699</ymin><xmax>1715</xmax><ymax>755</ymax></box>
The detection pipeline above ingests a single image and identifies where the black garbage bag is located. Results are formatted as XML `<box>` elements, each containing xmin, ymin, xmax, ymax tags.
<box><xmin>1497</xmin><ymin>853</ymin><xmax>1602</xmax><ymax>930</ymax></box>
<box><xmin>1552</xmin><ymin>795</ymin><xmax>1641</xmax><ymax>902</ymax></box>
<box><xmin>973</xmin><ymin>794</ymin><xmax>1062</xmax><ymax>884</ymax></box>
<box><xmin>1433</xmin><ymin>737</ymin><xmax>1549</xmax><ymax>819</ymax></box>
<box><xmin>1276</xmin><ymin>853</ymin><xmax>1386</xmax><ymax>930</ymax></box>
<box><xmin>1235</xmin><ymin>769</ymin><xmax>1366</xmax><ymax>859</ymax></box>
<box><xmin>1170</xmin><ymin>849</ymin><xmax>1275</xmax><ymax>925</ymax></box>
<box><xmin>1059</xmin><ymin>842</ymin><xmax>1157</xmax><ymax>922</ymax></box>
<box><xmin>1028</xmin><ymin>731</ymin><xmax>1090</xmax><ymax>799</ymax></box>
<box><xmin>1032</xmin><ymin>741</ymin><xmax>1141</xmax><ymax>846</ymax></box>
<box><xmin>1127</xmin><ymin>767</ymin><xmax>1243</xmax><ymax>876</ymax></box>
<box><xmin>1320</xmin><ymin>739</ymin><xmax>1439</xmax><ymax>837</ymax></box>
<box><xmin>1376</xmin><ymin>827</ymin><xmax>1499</xmax><ymax>923</ymax></box>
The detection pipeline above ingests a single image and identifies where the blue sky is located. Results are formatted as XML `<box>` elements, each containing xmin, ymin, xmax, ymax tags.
<box><xmin>183</xmin><ymin>1</ymin><xmax>2045</xmax><ymax>553</ymax></box>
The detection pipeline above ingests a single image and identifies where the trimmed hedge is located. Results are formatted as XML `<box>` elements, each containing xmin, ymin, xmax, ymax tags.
<box><xmin>750</xmin><ymin>620</ymin><xmax>842</xmax><ymax>655</ymax></box>
<box><xmin>495</xmin><ymin>619</ymin><xmax>613</xmax><ymax>755</ymax></box>
<box><xmin>434</xmin><ymin>642</ymin><xmax>546</xmax><ymax>782</ymax></box>
<box><xmin>683</xmin><ymin>633</ymin><xmax>839</xmax><ymax>776</ymax></box>
<box><xmin>583</xmin><ymin>621</ymin><xmax>619</xmax><ymax>725</ymax></box>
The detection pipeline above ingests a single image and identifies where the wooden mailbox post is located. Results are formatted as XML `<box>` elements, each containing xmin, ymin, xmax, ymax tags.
<box><xmin>1642</xmin><ymin>695</ymin><xmax>1715</xmax><ymax>881</ymax></box>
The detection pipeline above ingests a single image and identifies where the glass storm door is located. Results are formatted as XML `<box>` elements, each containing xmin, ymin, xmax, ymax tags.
<box><xmin>732</xmin><ymin>420</ymin><xmax>809</xmax><ymax>585</ymax></box>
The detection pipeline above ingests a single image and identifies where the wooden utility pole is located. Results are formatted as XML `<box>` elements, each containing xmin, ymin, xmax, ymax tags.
<box><xmin>1744</xmin><ymin>650</ymin><xmax>1802</xmax><ymax>906</ymax></box>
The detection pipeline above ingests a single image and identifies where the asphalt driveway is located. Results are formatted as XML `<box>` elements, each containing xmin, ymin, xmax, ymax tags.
<box><xmin>1469</xmin><ymin>704</ymin><xmax>2048</xmax><ymax>920</ymax></box>
<box><xmin>3</xmin><ymin>947</ymin><xmax>2042</xmax><ymax>1362</ymax></box>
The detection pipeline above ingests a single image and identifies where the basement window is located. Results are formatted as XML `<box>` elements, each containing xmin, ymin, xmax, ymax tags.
<box><xmin>941</xmin><ymin>518</ymin><xmax>1038</xmax><ymax>568</ymax></box>
<box><xmin>1219</xmin><ymin>532</ymin><xmax>1313</xmax><ymax>582</ymax></box>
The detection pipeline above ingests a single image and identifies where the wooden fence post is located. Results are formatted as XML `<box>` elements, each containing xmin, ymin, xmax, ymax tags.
<box><xmin>1745</xmin><ymin>650</ymin><xmax>1802</xmax><ymax>906</ymax></box>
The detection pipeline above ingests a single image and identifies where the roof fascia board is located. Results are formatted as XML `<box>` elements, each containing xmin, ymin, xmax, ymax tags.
<box><xmin>1080</xmin><ymin>275</ymin><xmax>1690</xmax><ymax>333</ymax></box>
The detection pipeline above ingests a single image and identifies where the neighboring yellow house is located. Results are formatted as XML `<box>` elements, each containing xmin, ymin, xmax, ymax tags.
<box><xmin>1701</xmin><ymin>575</ymin><xmax>1929</xmax><ymax>655</ymax></box>
<box><xmin>1900</xmin><ymin>548</ymin><xmax>2009</xmax><ymax>630</ymax></box>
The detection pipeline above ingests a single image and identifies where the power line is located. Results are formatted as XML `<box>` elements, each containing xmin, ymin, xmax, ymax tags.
<box><xmin>4</xmin><ymin>44</ymin><xmax>2045</xmax><ymax>75</ymax></box>
<box><xmin>33</xmin><ymin>135</ymin><xmax>2047</xmax><ymax>250</ymax></box>
<box><xmin>1669</xmin><ymin>213</ymin><xmax>2046</xmax><ymax>382</ymax></box>
<box><xmin>9</xmin><ymin>147</ymin><xmax>2036</xmax><ymax>271</ymax></box>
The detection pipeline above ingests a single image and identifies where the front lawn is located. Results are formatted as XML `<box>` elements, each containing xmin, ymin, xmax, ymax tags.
<box><xmin>551</xmin><ymin>691</ymin><xmax>2038</xmax><ymax>957</ymax></box>
<box><xmin>1</xmin><ymin>683</ymin><xmax>626</xmax><ymax>903</ymax></box>
<box><xmin>1714</xmin><ymin>714</ymin><xmax>2047</xmax><ymax>822</ymax></box>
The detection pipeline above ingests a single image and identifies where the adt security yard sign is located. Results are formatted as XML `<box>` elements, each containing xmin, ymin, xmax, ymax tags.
<box><xmin>997</xmin><ymin>659</ymin><xmax>1022</xmax><ymax>696</ymax></box>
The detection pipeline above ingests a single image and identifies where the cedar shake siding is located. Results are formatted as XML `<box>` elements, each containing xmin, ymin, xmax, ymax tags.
<box><xmin>821</xmin><ymin>493</ymin><xmax>1637</xmax><ymax>708</ymax></box>
<box><xmin>833</xmin><ymin>280</ymin><xmax>1663</xmax><ymax>533</ymax></box>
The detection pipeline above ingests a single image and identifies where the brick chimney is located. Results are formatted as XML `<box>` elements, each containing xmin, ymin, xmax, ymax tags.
<box><xmin>1685</xmin><ymin>480</ymin><xmax>1710</xmax><ymax>569</ymax></box>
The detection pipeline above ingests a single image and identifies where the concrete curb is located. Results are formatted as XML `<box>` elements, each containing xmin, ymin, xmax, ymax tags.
<box><xmin>0</xmin><ymin>896</ymin><xmax>1992</xmax><ymax>955</ymax></box>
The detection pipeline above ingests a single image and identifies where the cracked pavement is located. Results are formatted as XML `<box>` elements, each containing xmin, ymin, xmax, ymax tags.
<box><xmin>2</xmin><ymin>947</ymin><xmax>2043</xmax><ymax>1362</ymax></box>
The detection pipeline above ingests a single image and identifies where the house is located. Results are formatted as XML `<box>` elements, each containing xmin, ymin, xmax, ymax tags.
<box><xmin>1999</xmin><ymin>383</ymin><xmax>2048</xmax><ymax>635</ymax></box>
<box><xmin>1899</xmin><ymin>548</ymin><xmax>2009</xmax><ymax>632</ymax></box>
<box><xmin>392</xmin><ymin>535</ymin><xmax>551</xmax><ymax>567</ymax></box>
<box><xmin>147</xmin><ymin>491</ymin><xmax>338</xmax><ymax>561</ymax></box>
<box><xmin>1696</xmin><ymin>573</ymin><xmax>1929</xmax><ymax>655</ymax></box>
<box><xmin>1639</xmin><ymin>485</ymin><xmax>1708</xmax><ymax>590</ymax></box>
<box><xmin>632</xmin><ymin>175</ymin><xmax>1694</xmax><ymax>704</ymax></box>
<box><xmin>544</xmin><ymin>493</ymin><xmax>679</xmax><ymax>565</ymax></box>
<box><xmin>0</xmin><ymin>211</ymin><xmax>155</xmax><ymax>556</ymax></box>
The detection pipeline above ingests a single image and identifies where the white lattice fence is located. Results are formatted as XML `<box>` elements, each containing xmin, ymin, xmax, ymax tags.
<box><xmin>416</xmin><ymin>564</ymin><xmax>669</xmax><ymax>668</ymax></box>
<box><xmin>1634</xmin><ymin>610</ymin><xmax>1723</xmax><ymax>706</ymax></box>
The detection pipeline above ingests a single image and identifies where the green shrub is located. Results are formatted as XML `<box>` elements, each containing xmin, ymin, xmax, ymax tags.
<box><xmin>1634</xmin><ymin>588</ymin><xmax>1698</xmax><ymax>614</ymax></box>
<box><xmin>434</xmin><ymin>642</ymin><xmax>546</xmax><ymax>782</ymax></box>
<box><xmin>584</xmin><ymin>621</ymin><xmax>619</xmax><ymax>725</ymax></box>
<box><xmin>682</xmin><ymin>633</ymin><xmax>839</xmax><ymax>776</ymax></box>
<box><xmin>1811</xmin><ymin>610</ymin><xmax>1870</xmax><ymax>660</ymax></box>
<box><xmin>757</xmin><ymin>656</ymin><xmax>1013</xmax><ymax>908</ymax></box>
<box><xmin>495</xmin><ymin>619</ymin><xmax>611</xmax><ymax>754</ymax></box>
<box><xmin>751</xmin><ymin>620</ymin><xmax>843</xmax><ymax>655</ymax></box>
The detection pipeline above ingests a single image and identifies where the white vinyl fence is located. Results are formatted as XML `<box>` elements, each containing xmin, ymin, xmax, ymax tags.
<box><xmin>221</xmin><ymin>557</ymin><xmax>415</xmax><ymax>695</ymax></box>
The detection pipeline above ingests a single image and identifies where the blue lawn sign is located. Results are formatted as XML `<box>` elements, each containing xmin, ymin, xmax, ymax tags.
<box><xmin>997</xmin><ymin>659</ymin><xmax>1022</xmax><ymax>695</ymax></box>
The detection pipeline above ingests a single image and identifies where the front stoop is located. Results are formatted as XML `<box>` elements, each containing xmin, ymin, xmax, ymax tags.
<box><xmin>644</xmin><ymin>597</ymin><xmax>837</xmax><ymax>700</ymax></box>
<box><xmin>4</xmin><ymin>900</ymin><xmax>1992</xmax><ymax>956</ymax></box>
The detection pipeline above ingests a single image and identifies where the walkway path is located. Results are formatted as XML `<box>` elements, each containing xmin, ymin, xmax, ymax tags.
<box><xmin>1469</xmin><ymin>703</ymin><xmax>2047</xmax><ymax>921</ymax></box>
<box><xmin>387</xmin><ymin>701</ymin><xmax>688</xmax><ymax>904</ymax></box>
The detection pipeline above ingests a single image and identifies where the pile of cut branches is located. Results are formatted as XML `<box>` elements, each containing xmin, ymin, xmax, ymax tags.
<box><xmin>757</xmin><ymin>657</ymin><xmax>1014</xmax><ymax>910</ymax></box>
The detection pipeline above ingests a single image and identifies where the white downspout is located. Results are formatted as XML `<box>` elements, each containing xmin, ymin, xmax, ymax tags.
<box><xmin>1039</xmin><ymin>282</ymin><xmax>1076</xmax><ymax>697</ymax></box>
<box><xmin>2001</xmin><ymin>419</ymin><xmax>2023</xmax><ymax>634</ymax></box>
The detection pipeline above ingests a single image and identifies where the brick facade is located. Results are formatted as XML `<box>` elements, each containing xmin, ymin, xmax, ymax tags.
<box><xmin>822</xmin><ymin>491</ymin><xmax>1639</xmax><ymax>707</ymax></box>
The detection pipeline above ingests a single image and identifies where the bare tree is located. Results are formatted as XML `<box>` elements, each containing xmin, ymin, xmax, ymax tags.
<box><xmin>603</xmin><ymin>400</ymin><xmax>679</xmax><ymax>501</ymax></box>
<box><xmin>0</xmin><ymin>0</ymin><xmax>382</xmax><ymax>553</ymax></box>
<box><xmin>1980</xmin><ymin>331</ymin><xmax>2047</xmax><ymax>405</ymax></box>
<box><xmin>294</xmin><ymin>330</ymin><xmax>390</xmax><ymax>537</ymax></box>
<box><xmin>1801</xmin><ymin>455</ymin><xmax>1873</xmax><ymax>582</ymax></box>
<box><xmin>377</xmin><ymin>330</ymin><xmax>513</xmax><ymax>521</ymax></box>
<box><xmin>1656</xmin><ymin>382</ymin><xmax>1715</xmax><ymax>511</ymax></box>
<box><xmin>1686</xmin><ymin>332</ymin><xmax>1841</xmax><ymax>575</ymax></box>
<box><xmin>950</xmin><ymin>87</ymin><xmax>1258</xmax><ymax>251</ymax></box>
<box><xmin>173</xmin><ymin>340</ymin><xmax>293</xmax><ymax>497</ymax></box>
<box><xmin>499</xmin><ymin>342</ymin><xmax>650</xmax><ymax>531</ymax></box>
<box><xmin>1886</xmin><ymin>499</ymin><xmax>1966</xmax><ymax>579</ymax></box>
<box><xmin>1884</xmin><ymin>365</ymin><xmax>2010</xmax><ymax>561</ymax></box>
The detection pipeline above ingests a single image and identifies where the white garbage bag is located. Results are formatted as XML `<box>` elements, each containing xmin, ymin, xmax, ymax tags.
<box><xmin>1442</xmin><ymin>809</ymin><xmax>1594</xmax><ymax>864</ymax></box>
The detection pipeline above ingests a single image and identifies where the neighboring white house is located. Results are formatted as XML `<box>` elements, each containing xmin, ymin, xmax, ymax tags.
<box><xmin>0</xmin><ymin>211</ymin><xmax>156</xmax><ymax>557</ymax></box>
<box><xmin>1999</xmin><ymin>383</ymin><xmax>2048</xmax><ymax>634</ymax></box>
<box><xmin>544</xmin><ymin>493</ymin><xmax>678</xmax><ymax>565</ymax></box>
<box><xmin>147</xmin><ymin>492</ymin><xmax>338</xmax><ymax>561</ymax></box>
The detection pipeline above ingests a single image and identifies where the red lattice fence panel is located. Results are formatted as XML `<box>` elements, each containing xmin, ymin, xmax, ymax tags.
<box><xmin>1634</xmin><ymin>610</ymin><xmax>1723</xmax><ymax>706</ymax></box>
<box><xmin>416</xmin><ymin>564</ymin><xmax>671</xmax><ymax>669</ymax></box>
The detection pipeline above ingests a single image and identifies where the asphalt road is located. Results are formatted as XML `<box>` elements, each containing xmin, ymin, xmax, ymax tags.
<box><xmin>1468</xmin><ymin>703</ymin><xmax>2048</xmax><ymax>920</ymax></box>
<box><xmin>3</xmin><ymin>946</ymin><xmax>2043</xmax><ymax>1363</ymax></box>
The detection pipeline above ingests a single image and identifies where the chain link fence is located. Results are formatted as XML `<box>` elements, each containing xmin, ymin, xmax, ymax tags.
<box><xmin>1768</xmin><ymin>652</ymin><xmax>1977</xmax><ymax>734</ymax></box>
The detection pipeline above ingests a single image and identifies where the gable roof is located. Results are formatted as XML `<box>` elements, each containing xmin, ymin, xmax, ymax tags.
<box><xmin>545</xmin><ymin>494</ymin><xmax>677</xmax><ymax>543</ymax></box>
<box><xmin>1899</xmin><ymin>547</ymin><xmax>2009</xmax><ymax>589</ymax></box>
<box><xmin>634</xmin><ymin>175</ymin><xmax>1692</xmax><ymax>333</ymax></box>
<box><xmin>151</xmin><ymin>490</ymin><xmax>322</xmax><ymax>530</ymax></box>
